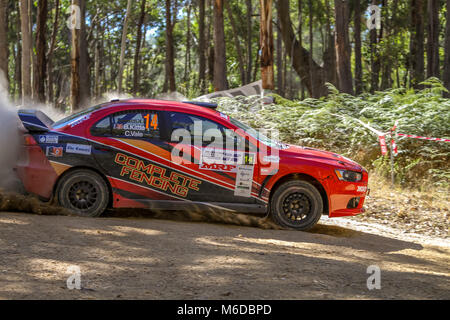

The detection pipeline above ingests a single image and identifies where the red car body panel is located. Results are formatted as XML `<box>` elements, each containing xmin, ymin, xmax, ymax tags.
<box><xmin>17</xmin><ymin>99</ymin><xmax>369</xmax><ymax>218</ymax></box>
<box><xmin>16</xmin><ymin>144</ymin><xmax>59</xmax><ymax>199</ymax></box>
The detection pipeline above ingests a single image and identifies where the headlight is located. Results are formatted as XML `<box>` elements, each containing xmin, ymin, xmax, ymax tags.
<box><xmin>335</xmin><ymin>169</ymin><xmax>363</xmax><ymax>182</ymax></box>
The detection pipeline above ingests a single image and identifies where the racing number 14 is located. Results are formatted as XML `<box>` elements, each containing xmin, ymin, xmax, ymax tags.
<box><xmin>144</xmin><ymin>113</ymin><xmax>158</xmax><ymax>130</ymax></box>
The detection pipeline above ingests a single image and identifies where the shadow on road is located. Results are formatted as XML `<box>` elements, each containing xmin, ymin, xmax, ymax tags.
<box><xmin>0</xmin><ymin>210</ymin><xmax>447</xmax><ymax>300</ymax></box>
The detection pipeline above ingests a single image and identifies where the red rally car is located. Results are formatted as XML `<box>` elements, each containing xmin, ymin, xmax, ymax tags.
<box><xmin>16</xmin><ymin>99</ymin><xmax>369</xmax><ymax>231</ymax></box>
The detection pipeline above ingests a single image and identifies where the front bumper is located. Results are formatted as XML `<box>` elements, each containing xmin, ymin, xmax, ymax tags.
<box><xmin>327</xmin><ymin>171</ymin><xmax>369</xmax><ymax>218</ymax></box>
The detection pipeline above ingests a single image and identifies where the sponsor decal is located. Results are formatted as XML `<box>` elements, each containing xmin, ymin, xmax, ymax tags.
<box><xmin>218</xmin><ymin>112</ymin><xmax>229</xmax><ymax>120</ymax></box>
<box><xmin>39</xmin><ymin>135</ymin><xmax>59</xmax><ymax>144</ymax></box>
<box><xmin>234</xmin><ymin>165</ymin><xmax>254</xmax><ymax>197</ymax></box>
<box><xmin>46</xmin><ymin>146</ymin><xmax>63</xmax><ymax>157</ymax></box>
<box><xmin>357</xmin><ymin>186</ymin><xmax>367</xmax><ymax>193</ymax></box>
<box><xmin>260</xmin><ymin>167</ymin><xmax>278</xmax><ymax>175</ymax></box>
<box><xmin>66</xmin><ymin>143</ymin><xmax>92</xmax><ymax>155</ymax></box>
<box><xmin>201</xmin><ymin>147</ymin><xmax>255</xmax><ymax>167</ymax></box>
<box><xmin>200</xmin><ymin>163</ymin><xmax>237</xmax><ymax>173</ymax></box>
<box><xmin>70</xmin><ymin>114</ymin><xmax>91</xmax><ymax>128</ymax></box>
<box><xmin>115</xmin><ymin>153</ymin><xmax>202</xmax><ymax>198</ymax></box>
<box><xmin>263</xmin><ymin>155</ymin><xmax>280</xmax><ymax>163</ymax></box>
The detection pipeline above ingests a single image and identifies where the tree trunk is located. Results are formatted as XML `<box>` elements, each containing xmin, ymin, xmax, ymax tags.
<box><xmin>426</xmin><ymin>0</ymin><xmax>440</xmax><ymax>79</ymax></box>
<box><xmin>95</xmin><ymin>36</ymin><xmax>101</xmax><ymax>99</ymax></box>
<box><xmin>225</xmin><ymin>1</ymin><xmax>245</xmax><ymax>85</ymax></box>
<box><xmin>19</xmin><ymin>0</ymin><xmax>32</xmax><ymax>103</ymax></box>
<box><xmin>410</xmin><ymin>0</ymin><xmax>424</xmax><ymax>88</ymax></box>
<box><xmin>245</xmin><ymin>0</ymin><xmax>252</xmax><ymax>84</ymax></box>
<box><xmin>133</xmin><ymin>0</ymin><xmax>146</xmax><ymax>96</ymax></box>
<box><xmin>184</xmin><ymin>1</ymin><xmax>191</xmax><ymax>90</ymax></box>
<box><xmin>260</xmin><ymin>0</ymin><xmax>274</xmax><ymax>90</ymax></box>
<box><xmin>213</xmin><ymin>0</ymin><xmax>227</xmax><ymax>91</ymax></box>
<box><xmin>79</xmin><ymin>0</ymin><xmax>90</xmax><ymax>105</ymax></box>
<box><xmin>118</xmin><ymin>0</ymin><xmax>133</xmax><ymax>94</ymax></box>
<box><xmin>14</xmin><ymin>0</ymin><xmax>22</xmax><ymax>100</ymax></box>
<box><xmin>354</xmin><ymin>0</ymin><xmax>362</xmax><ymax>94</ymax></box>
<box><xmin>308</xmin><ymin>0</ymin><xmax>314</xmax><ymax>97</ymax></box>
<box><xmin>323</xmin><ymin>0</ymin><xmax>337</xmax><ymax>87</ymax></box>
<box><xmin>0</xmin><ymin>0</ymin><xmax>8</xmax><ymax>90</ymax></box>
<box><xmin>34</xmin><ymin>0</ymin><xmax>48</xmax><ymax>103</ymax></box>
<box><xmin>380</xmin><ymin>0</ymin><xmax>392</xmax><ymax>91</ymax></box>
<box><xmin>198</xmin><ymin>0</ymin><xmax>206</xmax><ymax>91</ymax></box>
<box><xmin>370</xmin><ymin>0</ymin><xmax>380</xmax><ymax>92</ymax></box>
<box><xmin>444</xmin><ymin>0</ymin><xmax>450</xmax><ymax>96</ymax></box>
<box><xmin>29</xmin><ymin>0</ymin><xmax>36</xmax><ymax>100</ymax></box>
<box><xmin>334</xmin><ymin>0</ymin><xmax>353</xmax><ymax>95</ymax></box>
<box><xmin>276</xmin><ymin>0</ymin><xmax>326</xmax><ymax>98</ymax></box>
<box><xmin>253</xmin><ymin>41</ymin><xmax>260</xmax><ymax>82</ymax></box>
<box><xmin>206</xmin><ymin>0</ymin><xmax>214</xmax><ymax>85</ymax></box>
<box><xmin>71</xmin><ymin>0</ymin><xmax>81</xmax><ymax>110</ymax></box>
<box><xmin>47</xmin><ymin>0</ymin><xmax>60</xmax><ymax>105</ymax></box>
<box><xmin>276</xmin><ymin>17</ymin><xmax>284</xmax><ymax>96</ymax></box>
<box><xmin>164</xmin><ymin>0</ymin><xmax>176</xmax><ymax>92</ymax></box>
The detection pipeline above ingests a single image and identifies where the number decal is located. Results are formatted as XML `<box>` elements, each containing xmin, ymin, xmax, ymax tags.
<box><xmin>144</xmin><ymin>113</ymin><xmax>158</xmax><ymax>130</ymax></box>
<box><xmin>244</xmin><ymin>154</ymin><xmax>254</xmax><ymax>165</ymax></box>
<box><xmin>150</xmin><ymin>114</ymin><xmax>158</xmax><ymax>130</ymax></box>
<box><xmin>144</xmin><ymin>114</ymin><xmax>150</xmax><ymax>130</ymax></box>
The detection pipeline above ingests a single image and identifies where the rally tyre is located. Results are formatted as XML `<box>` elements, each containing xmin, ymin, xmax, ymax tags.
<box><xmin>270</xmin><ymin>180</ymin><xmax>323</xmax><ymax>231</ymax></box>
<box><xmin>57</xmin><ymin>169</ymin><xmax>109</xmax><ymax>217</ymax></box>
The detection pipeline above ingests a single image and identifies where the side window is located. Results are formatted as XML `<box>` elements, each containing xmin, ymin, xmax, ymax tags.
<box><xmin>91</xmin><ymin>116</ymin><xmax>111</xmax><ymax>137</ymax></box>
<box><xmin>169</xmin><ymin>112</ymin><xmax>226</xmax><ymax>146</ymax></box>
<box><xmin>112</xmin><ymin>110</ymin><xmax>160</xmax><ymax>139</ymax></box>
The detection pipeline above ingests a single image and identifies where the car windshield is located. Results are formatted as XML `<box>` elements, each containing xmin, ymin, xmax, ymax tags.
<box><xmin>52</xmin><ymin>104</ymin><xmax>106</xmax><ymax>129</ymax></box>
<box><xmin>228</xmin><ymin>116</ymin><xmax>288</xmax><ymax>149</ymax></box>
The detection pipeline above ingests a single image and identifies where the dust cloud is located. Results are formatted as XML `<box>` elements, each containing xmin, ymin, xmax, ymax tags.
<box><xmin>106</xmin><ymin>208</ymin><xmax>281</xmax><ymax>230</ymax></box>
<box><xmin>0</xmin><ymin>73</ymin><xmax>22</xmax><ymax>191</ymax></box>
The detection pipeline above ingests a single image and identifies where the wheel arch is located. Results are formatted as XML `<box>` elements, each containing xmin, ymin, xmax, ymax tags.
<box><xmin>268</xmin><ymin>173</ymin><xmax>329</xmax><ymax>215</ymax></box>
<box><xmin>52</xmin><ymin>166</ymin><xmax>113</xmax><ymax>208</ymax></box>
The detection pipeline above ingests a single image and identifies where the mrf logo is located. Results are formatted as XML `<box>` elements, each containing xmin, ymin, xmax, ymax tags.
<box><xmin>200</xmin><ymin>163</ymin><xmax>237</xmax><ymax>173</ymax></box>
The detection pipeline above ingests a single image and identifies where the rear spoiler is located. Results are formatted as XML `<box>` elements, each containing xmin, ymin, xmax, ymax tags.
<box><xmin>183</xmin><ymin>101</ymin><xmax>218</xmax><ymax>109</ymax></box>
<box><xmin>18</xmin><ymin>109</ymin><xmax>54</xmax><ymax>132</ymax></box>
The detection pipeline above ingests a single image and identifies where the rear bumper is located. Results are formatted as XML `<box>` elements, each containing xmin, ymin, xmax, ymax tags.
<box><xmin>16</xmin><ymin>145</ymin><xmax>58</xmax><ymax>200</ymax></box>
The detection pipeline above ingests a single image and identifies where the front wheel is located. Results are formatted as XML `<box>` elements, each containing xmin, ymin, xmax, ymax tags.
<box><xmin>270</xmin><ymin>180</ymin><xmax>323</xmax><ymax>231</ymax></box>
<box><xmin>57</xmin><ymin>169</ymin><xmax>109</xmax><ymax>217</ymax></box>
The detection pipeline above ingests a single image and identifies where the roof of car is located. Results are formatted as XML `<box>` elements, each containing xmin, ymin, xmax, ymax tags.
<box><xmin>96</xmin><ymin>99</ymin><xmax>219</xmax><ymax>116</ymax></box>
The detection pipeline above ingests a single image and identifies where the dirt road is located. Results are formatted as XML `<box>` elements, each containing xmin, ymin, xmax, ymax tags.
<box><xmin>0</xmin><ymin>211</ymin><xmax>448</xmax><ymax>300</ymax></box>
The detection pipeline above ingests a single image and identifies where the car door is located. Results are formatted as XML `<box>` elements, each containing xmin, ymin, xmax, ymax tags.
<box><xmin>91</xmin><ymin>109</ymin><xmax>190</xmax><ymax>202</ymax></box>
<box><xmin>167</xmin><ymin>111</ymin><xmax>258</xmax><ymax>204</ymax></box>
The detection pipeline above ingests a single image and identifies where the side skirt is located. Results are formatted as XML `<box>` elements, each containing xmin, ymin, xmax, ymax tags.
<box><xmin>135</xmin><ymin>200</ymin><xmax>268</xmax><ymax>216</ymax></box>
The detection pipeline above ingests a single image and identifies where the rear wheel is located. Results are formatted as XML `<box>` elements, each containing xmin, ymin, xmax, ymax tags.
<box><xmin>270</xmin><ymin>180</ymin><xmax>323</xmax><ymax>231</ymax></box>
<box><xmin>57</xmin><ymin>169</ymin><xmax>109</xmax><ymax>217</ymax></box>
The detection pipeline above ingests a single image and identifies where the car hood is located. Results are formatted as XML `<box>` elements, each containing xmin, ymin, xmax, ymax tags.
<box><xmin>278</xmin><ymin>144</ymin><xmax>363</xmax><ymax>171</ymax></box>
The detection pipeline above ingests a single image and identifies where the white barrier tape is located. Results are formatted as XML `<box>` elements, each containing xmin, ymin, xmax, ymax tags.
<box><xmin>395</xmin><ymin>133</ymin><xmax>450</xmax><ymax>142</ymax></box>
<box><xmin>332</xmin><ymin>114</ymin><xmax>386</xmax><ymax>136</ymax></box>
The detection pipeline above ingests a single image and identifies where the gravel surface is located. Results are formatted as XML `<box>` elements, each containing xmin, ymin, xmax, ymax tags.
<box><xmin>0</xmin><ymin>210</ymin><xmax>448</xmax><ymax>300</ymax></box>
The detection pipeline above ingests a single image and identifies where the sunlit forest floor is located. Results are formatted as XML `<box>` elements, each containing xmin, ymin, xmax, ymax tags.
<box><xmin>350</xmin><ymin>174</ymin><xmax>449</xmax><ymax>239</ymax></box>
